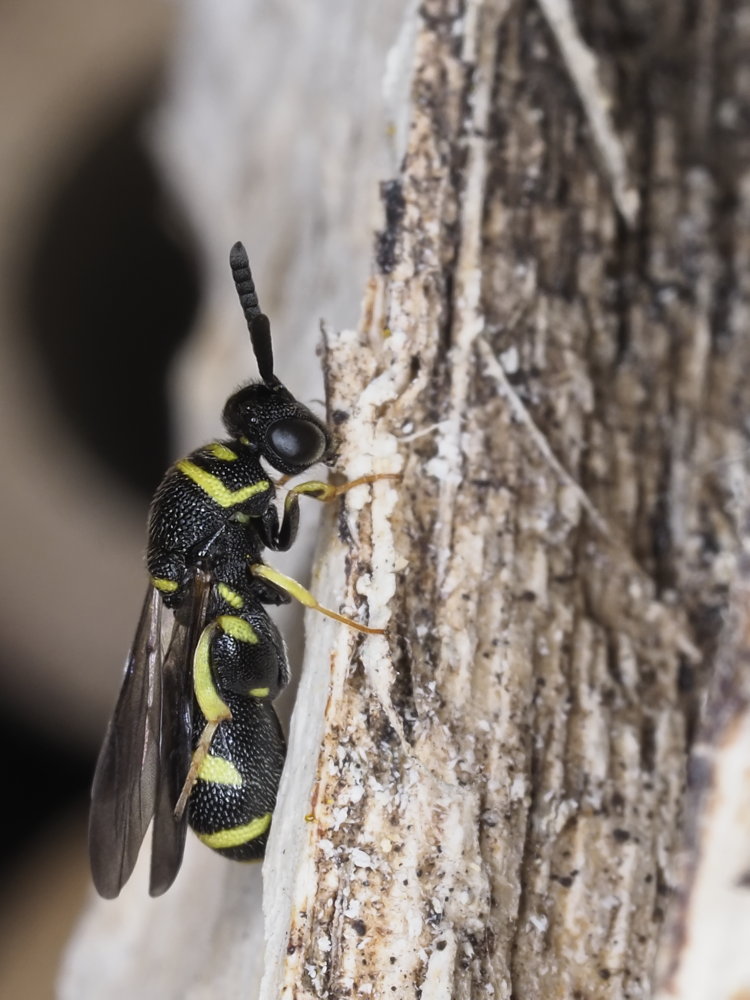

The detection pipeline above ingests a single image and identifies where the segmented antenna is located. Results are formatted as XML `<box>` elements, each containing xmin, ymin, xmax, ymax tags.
<box><xmin>230</xmin><ymin>241</ymin><xmax>276</xmax><ymax>384</ymax></box>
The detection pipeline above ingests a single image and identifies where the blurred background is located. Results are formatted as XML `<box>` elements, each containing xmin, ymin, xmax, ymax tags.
<box><xmin>0</xmin><ymin>1</ymin><xmax>196</xmax><ymax>994</ymax></box>
<box><xmin>0</xmin><ymin>0</ymin><xmax>398</xmax><ymax>992</ymax></box>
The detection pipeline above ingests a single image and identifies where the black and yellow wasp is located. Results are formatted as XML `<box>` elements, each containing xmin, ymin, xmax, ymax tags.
<box><xmin>89</xmin><ymin>242</ymin><xmax>384</xmax><ymax>898</ymax></box>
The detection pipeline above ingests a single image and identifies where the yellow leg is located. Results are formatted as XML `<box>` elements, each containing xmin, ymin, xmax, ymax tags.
<box><xmin>174</xmin><ymin>622</ymin><xmax>234</xmax><ymax>820</ymax></box>
<box><xmin>289</xmin><ymin>472</ymin><xmax>399</xmax><ymax>503</ymax></box>
<box><xmin>251</xmin><ymin>563</ymin><xmax>385</xmax><ymax>635</ymax></box>
<box><xmin>174</xmin><ymin>720</ymin><xmax>222</xmax><ymax>820</ymax></box>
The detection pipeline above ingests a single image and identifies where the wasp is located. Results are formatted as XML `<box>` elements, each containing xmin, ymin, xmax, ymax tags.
<box><xmin>89</xmin><ymin>242</ymin><xmax>387</xmax><ymax>898</ymax></box>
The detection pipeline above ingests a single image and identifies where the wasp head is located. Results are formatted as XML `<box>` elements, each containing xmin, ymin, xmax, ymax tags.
<box><xmin>222</xmin><ymin>383</ymin><xmax>331</xmax><ymax>475</ymax></box>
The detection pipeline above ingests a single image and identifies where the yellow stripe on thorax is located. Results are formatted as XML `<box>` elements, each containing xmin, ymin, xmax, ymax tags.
<box><xmin>206</xmin><ymin>443</ymin><xmax>238</xmax><ymax>460</ymax></box>
<box><xmin>197</xmin><ymin>755</ymin><xmax>243</xmax><ymax>787</ymax></box>
<box><xmin>151</xmin><ymin>577</ymin><xmax>179</xmax><ymax>594</ymax></box>
<box><xmin>193</xmin><ymin>624</ymin><xmax>231</xmax><ymax>723</ymax></box>
<box><xmin>176</xmin><ymin>460</ymin><xmax>270</xmax><ymax>508</ymax></box>
<box><xmin>197</xmin><ymin>813</ymin><xmax>272</xmax><ymax>849</ymax></box>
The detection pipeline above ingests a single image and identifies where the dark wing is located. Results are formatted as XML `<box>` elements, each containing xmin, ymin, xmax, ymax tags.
<box><xmin>89</xmin><ymin>586</ymin><xmax>163</xmax><ymax>899</ymax></box>
<box><xmin>149</xmin><ymin>570</ymin><xmax>212</xmax><ymax>897</ymax></box>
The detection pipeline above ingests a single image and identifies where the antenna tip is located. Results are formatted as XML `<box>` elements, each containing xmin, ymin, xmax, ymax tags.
<box><xmin>230</xmin><ymin>241</ymin><xmax>248</xmax><ymax>268</ymax></box>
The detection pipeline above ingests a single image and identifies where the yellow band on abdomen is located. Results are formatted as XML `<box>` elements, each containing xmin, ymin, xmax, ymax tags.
<box><xmin>197</xmin><ymin>755</ymin><xmax>243</xmax><ymax>787</ymax></box>
<box><xmin>197</xmin><ymin>813</ymin><xmax>272</xmax><ymax>849</ymax></box>
<box><xmin>217</xmin><ymin>616</ymin><xmax>258</xmax><ymax>644</ymax></box>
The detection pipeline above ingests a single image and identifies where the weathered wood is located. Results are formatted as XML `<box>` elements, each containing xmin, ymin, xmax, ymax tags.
<box><xmin>655</xmin><ymin>563</ymin><xmax>750</xmax><ymax>999</ymax></box>
<box><xmin>63</xmin><ymin>0</ymin><xmax>750</xmax><ymax>996</ymax></box>
<box><xmin>264</xmin><ymin>0</ymin><xmax>750</xmax><ymax>996</ymax></box>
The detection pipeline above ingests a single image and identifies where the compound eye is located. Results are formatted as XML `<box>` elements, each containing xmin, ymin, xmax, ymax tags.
<box><xmin>268</xmin><ymin>417</ymin><xmax>327</xmax><ymax>466</ymax></box>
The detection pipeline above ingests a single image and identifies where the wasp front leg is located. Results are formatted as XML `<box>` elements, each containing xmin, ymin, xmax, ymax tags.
<box><xmin>290</xmin><ymin>472</ymin><xmax>399</xmax><ymax>503</ymax></box>
<box><xmin>257</xmin><ymin>473</ymin><xmax>399</xmax><ymax>553</ymax></box>
<box><xmin>256</xmin><ymin>493</ymin><xmax>300</xmax><ymax>552</ymax></box>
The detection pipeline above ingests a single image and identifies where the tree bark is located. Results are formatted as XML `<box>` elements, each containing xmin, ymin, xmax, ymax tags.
<box><xmin>63</xmin><ymin>1</ymin><xmax>750</xmax><ymax>998</ymax></box>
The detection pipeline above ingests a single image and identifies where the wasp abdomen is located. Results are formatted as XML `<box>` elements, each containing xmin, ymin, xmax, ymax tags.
<box><xmin>188</xmin><ymin>695</ymin><xmax>286</xmax><ymax>860</ymax></box>
<box><xmin>204</xmin><ymin>615</ymin><xmax>289</xmax><ymax>699</ymax></box>
<box><xmin>195</xmin><ymin>593</ymin><xmax>290</xmax><ymax>712</ymax></box>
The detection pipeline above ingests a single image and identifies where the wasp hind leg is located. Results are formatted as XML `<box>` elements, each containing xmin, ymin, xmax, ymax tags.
<box><xmin>250</xmin><ymin>562</ymin><xmax>385</xmax><ymax>635</ymax></box>
<box><xmin>173</xmin><ymin>619</ymin><xmax>231</xmax><ymax>820</ymax></box>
